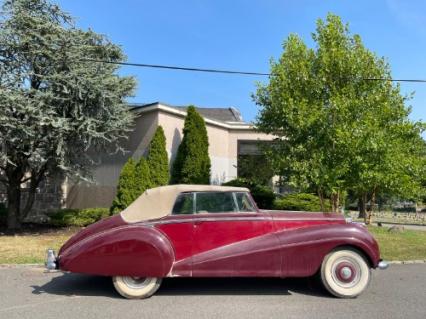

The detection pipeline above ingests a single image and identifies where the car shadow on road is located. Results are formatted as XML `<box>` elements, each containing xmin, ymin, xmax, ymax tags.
<box><xmin>31</xmin><ymin>273</ymin><xmax>331</xmax><ymax>299</ymax></box>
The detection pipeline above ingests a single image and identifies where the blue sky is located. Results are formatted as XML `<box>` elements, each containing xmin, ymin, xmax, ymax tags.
<box><xmin>56</xmin><ymin>0</ymin><xmax>425</xmax><ymax>125</ymax></box>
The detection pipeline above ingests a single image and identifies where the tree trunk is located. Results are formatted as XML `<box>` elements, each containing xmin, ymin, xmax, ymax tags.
<box><xmin>366</xmin><ymin>190</ymin><xmax>376</xmax><ymax>225</ymax></box>
<box><xmin>318</xmin><ymin>189</ymin><xmax>325</xmax><ymax>212</ymax></box>
<box><xmin>358</xmin><ymin>193</ymin><xmax>367</xmax><ymax>219</ymax></box>
<box><xmin>331</xmin><ymin>192</ymin><xmax>340</xmax><ymax>213</ymax></box>
<box><xmin>7</xmin><ymin>181</ymin><xmax>21</xmax><ymax>230</ymax></box>
<box><xmin>21</xmin><ymin>173</ymin><xmax>41</xmax><ymax>221</ymax></box>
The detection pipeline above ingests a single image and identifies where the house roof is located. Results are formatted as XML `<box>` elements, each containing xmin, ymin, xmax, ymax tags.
<box><xmin>171</xmin><ymin>106</ymin><xmax>243</xmax><ymax>123</ymax></box>
<box><xmin>130</xmin><ymin>102</ymin><xmax>245</xmax><ymax>124</ymax></box>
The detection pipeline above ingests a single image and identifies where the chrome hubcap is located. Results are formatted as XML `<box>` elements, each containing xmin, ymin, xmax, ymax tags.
<box><xmin>331</xmin><ymin>258</ymin><xmax>361</xmax><ymax>288</ymax></box>
<box><xmin>341</xmin><ymin>267</ymin><xmax>352</xmax><ymax>280</ymax></box>
<box><xmin>122</xmin><ymin>276</ymin><xmax>151</xmax><ymax>289</ymax></box>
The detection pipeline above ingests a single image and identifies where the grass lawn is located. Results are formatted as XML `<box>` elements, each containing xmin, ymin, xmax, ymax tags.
<box><xmin>0</xmin><ymin>225</ymin><xmax>425</xmax><ymax>264</ymax></box>
<box><xmin>0</xmin><ymin>228</ymin><xmax>75</xmax><ymax>264</ymax></box>
<box><xmin>368</xmin><ymin>226</ymin><xmax>426</xmax><ymax>261</ymax></box>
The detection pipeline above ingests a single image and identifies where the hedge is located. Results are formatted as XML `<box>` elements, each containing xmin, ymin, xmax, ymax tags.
<box><xmin>222</xmin><ymin>178</ymin><xmax>275</xmax><ymax>209</ymax></box>
<box><xmin>273</xmin><ymin>193</ymin><xmax>331</xmax><ymax>212</ymax></box>
<box><xmin>48</xmin><ymin>208</ymin><xmax>109</xmax><ymax>227</ymax></box>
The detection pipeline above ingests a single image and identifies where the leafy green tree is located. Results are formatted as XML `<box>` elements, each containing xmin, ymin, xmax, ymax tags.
<box><xmin>223</xmin><ymin>178</ymin><xmax>276</xmax><ymax>209</ymax></box>
<box><xmin>110</xmin><ymin>158</ymin><xmax>138</xmax><ymax>214</ymax></box>
<box><xmin>0</xmin><ymin>0</ymin><xmax>136</xmax><ymax>229</ymax></box>
<box><xmin>147</xmin><ymin>126</ymin><xmax>169</xmax><ymax>187</ymax></box>
<box><xmin>135</xmin><ymin>157</ymin><xmax>152</xmax><ymax>195</ymax></box>
<box><xmin>171</xmin><ymin>106</ymin><xmax>211</xmax><ymax>184</ymax></box>
<box><xmin>254</xmin><ymin>13</ymin><xmax>425</xmax><ymax>218</ymax></box>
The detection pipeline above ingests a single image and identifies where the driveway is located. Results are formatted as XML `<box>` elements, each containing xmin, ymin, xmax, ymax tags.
<box><xmin>0</xmin><ymin>264</ymin><xmax>424</xmax><ymax>319</ymax></box>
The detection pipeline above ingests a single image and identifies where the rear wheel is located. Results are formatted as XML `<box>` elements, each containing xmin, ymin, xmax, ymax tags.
<box><xmin>320</xmin><ymin>248</ymin><xmax>371</xmax><ymax>298</ymax></box>
<box><xmin>112</xmin><ymin>276</ymin><xmax>162</xmax><ymax>299</ymax></box>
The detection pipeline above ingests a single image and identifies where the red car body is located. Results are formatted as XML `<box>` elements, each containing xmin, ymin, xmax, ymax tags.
<box><xmin>57</xmin><ymin>190</ymin><xmax>381</xmax><ymax>280</ymax></box>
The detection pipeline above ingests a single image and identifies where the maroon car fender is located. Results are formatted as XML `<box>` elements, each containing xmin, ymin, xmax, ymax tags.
<box><xmin>59</xmin><ymin>225</ymin><xmax>175</xmax><ymax>277</ymax></box>
<box><xmin>274</xmin><ymin>223</ymin><xmax>380</xmax><ymax>277</ymax></box>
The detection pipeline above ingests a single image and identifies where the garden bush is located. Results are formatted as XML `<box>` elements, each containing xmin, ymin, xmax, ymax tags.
<box><xmin>222</xmin><ymin>178</ymin><xmax>275</xmax><ymax>209</ymax></box>
<box><xmin>273</xmin><ymin>193</ymin><xmax>331</xmax><ymax>212</ymax></box>
<box><xmin>49</xmin><ymin>208</ymin><xmax>109</xmax><ymax>227</ymax></box>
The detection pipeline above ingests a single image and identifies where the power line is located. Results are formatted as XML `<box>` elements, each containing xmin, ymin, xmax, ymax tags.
<box><xmin>81</xmin><ymin>58</ymin><xmax>426</xmax><ymax>83</ymax></box>
<box><xmin>81</xmin><ymin>59</ymin><xmax>270</xmax><ymax>76</ymax></box>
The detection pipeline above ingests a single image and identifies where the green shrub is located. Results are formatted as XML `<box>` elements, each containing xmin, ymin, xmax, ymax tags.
<box><xmin>273</xmin><ymin>193</ymin><xmax>331</xmax><ymax>212</ymax></box>
<box><xmin>135</xmin><ymin>157</ymin><xmax>152</xmax><ymax>195</ymax></box>
<box><xmin>0</xmin><ymin>202</ymin><xmax>6</xmax><ymax>226</ymax></box>
<box><xmin>49</xmin><ymin>208</ymin><xmax>109</xmax><ymax>227</ymax></box>
<box><xmin>393</xmin><ymin>206</ymin><xmax>416</xmax><ymax>213</ymax></box>
<box><xmin>171</xmin><ymin>106</ymin><xmax>211</xmax><ymax>184</ymax></box>
<box><xmin>147</xmin><ymin>126</ymin><xmax>169</xmax><ymax>187</ymax></box>
<box><xmin>110</xmin><ymin>158</ymin><xmax>138</xmax><ymax>214</ymax></box>
<box><xmin>222</xmin><ymin>178</ymin><xmax>275</xmax><ymax>209</ymax></box>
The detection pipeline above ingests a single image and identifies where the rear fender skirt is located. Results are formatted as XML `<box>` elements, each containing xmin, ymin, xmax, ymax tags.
<box><xmin>59</xmin><ymin>226</ymin><xmax>174</xmax><ymax>277</ymax></box>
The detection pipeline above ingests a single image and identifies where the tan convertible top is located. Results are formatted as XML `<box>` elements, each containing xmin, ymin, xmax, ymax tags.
<box><xmin>120</xmin><ymin>184</ymin><xmax>249</xmax><ymax>223</ymax></box>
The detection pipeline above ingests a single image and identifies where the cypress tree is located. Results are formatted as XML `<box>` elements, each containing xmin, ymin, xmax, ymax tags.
<box><xmin>147</xmin><ymin>126</ymin><xmax>169</xmax><ymax>187</ymax></box>
<box><xmin>171</xmin><ymin>105</ymin><xmax>211</xmax><ymax>184</ymax></box>
<box><xmin>110</xmin><ymin>158</ymin><xmax>137</xmax><ymax>214</ymax></box>
<box><xmin>135</xmin><ymin>157</ymin><xmax>153</xmax><ymax>195</ymax></box>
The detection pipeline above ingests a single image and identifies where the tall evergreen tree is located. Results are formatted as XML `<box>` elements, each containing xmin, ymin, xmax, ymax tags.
<box><xmin>135</xmin><ymin>157</ymin><xmax>152</xmax><ymax>195</ymax></box>
<box><xmin>171</xmin><ymin>106</ymin><xmax>211</xmax><ymax>184</ymax></box>
<box><xmin>0</xmin><ymin>0</ymin><xmax>136</xmax><ymax>229</ymax></box>
<box><xmin>147</xmin><ymin>126</ymin><xmax>169</xmax><ymax>187</ymax></box>
<box><xmin>110</xmin><ymin>158</ymin><xmax>137</xmax><ymax>214</ymax></box>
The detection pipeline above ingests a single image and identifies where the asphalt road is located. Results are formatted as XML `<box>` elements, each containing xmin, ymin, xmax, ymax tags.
<box><xmin>0</xmin><ymin>264</ymin><xmax>425</xmax><ymax>319</ymax></box>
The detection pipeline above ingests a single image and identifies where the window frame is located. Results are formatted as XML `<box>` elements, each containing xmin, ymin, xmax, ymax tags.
<box><xmin>233</xmin><ymin>191</ymin><xmax>257</xmax><ymax>213</ymax></box>
<box><xmin>171</xmin><ymin>191</ymin><xmax>258</xmax><ymax>215</ymax></box>
<box><xmin>171</xmin><ymin>192</ymin><xmax>196</xmax><ymax>215</ymax></box>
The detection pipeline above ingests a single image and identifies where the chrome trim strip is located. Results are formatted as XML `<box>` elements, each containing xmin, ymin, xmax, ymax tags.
<box><xmin>146</xmin><ymin>216</ymin><xmax>343</xmax><ymax>226</ymax></box>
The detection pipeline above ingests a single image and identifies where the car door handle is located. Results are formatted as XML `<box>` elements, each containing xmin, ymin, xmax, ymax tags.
<box><xmin>194</xmin><ymin>221</ymin><xmax>204</xmax><ymax>226</ymax></box>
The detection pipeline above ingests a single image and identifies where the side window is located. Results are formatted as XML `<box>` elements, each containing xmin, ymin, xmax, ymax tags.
<box><xmin>234</xmin><ymin>192</ymin><xmax>256</xmax><ymax>212</ymax></box>
<box><xmin>172</xmin><ymin>193</ymin><xmax>194</xmax><ymax>215</ymax></box>
<box><xmin>195</xmin><ymin>192</ymin><xmax>237</xmax><ymax>213</ymax></box>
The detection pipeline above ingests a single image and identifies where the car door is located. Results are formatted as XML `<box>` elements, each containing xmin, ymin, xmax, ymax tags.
<box><xmin>155</xmin><ymin>192</ymin><xmax>195</xmax><ymax>276</ymax></box>
<box><xmin>191</xmin><ymin>191</ymin><xmax>281</xmax><ymax>277</ymax></box>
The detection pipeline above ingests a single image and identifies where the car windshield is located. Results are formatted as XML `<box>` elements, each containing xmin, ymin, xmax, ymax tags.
<box><xmin>234</xmin><ymin>192</ymin><xmax>256</xmax><ymax>212</ymax></box>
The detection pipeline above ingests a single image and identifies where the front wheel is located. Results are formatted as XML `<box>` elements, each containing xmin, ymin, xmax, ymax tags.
<box><xmin>112</xmin><ymin>276</ymin><xmax>162</xmax><ymax>299</ymax></box>
<box><xmin>320</xmin><ymin>248</ymin><xmax>371</xmax><ymax>298</ymax></box>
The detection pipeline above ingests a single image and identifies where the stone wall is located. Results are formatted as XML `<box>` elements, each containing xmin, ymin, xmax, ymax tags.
<box><xmin>348</xmin><ymin>210</ymin><xmax>426</xmax><ymax>224</ymax></box>
<box><xmin>0</xmin><ymin>176</ymin><xmax>65</xmax><ymax>222</ymax></box>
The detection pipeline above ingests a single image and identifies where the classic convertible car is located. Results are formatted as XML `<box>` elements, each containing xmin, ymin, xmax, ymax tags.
<box><xmin>46</xmin><ymin>185</ymin><xmax>388</xmax><ymax>299</ymax></box>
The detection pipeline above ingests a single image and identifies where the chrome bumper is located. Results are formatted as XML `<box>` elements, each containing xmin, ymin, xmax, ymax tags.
<box><xmin>45</xmin><ymin>248</ymin><xmax>58</xmax><ymax>270</ymax></box>
<box><xmin>378</xmin><ymin>260</ymin><xmax>389</xmax><ymax>270</ymax></box>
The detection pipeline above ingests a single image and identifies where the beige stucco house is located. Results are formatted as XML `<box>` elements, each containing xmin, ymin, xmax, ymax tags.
<box><xmin>59</xmin><ymin>102</ymin><xmax>273</xmax><ymax>210</ymax></box>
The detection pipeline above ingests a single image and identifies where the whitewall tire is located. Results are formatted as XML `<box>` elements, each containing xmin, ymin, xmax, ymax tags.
<box><xmin>320</xmin><ymin>248</ymin><xmax>371</xmax><ymax>298</ymax></box>
<box><xmin>112</xmin><ymin>276</ymin><xmax>162</xmax><ymax>299</ymax></box>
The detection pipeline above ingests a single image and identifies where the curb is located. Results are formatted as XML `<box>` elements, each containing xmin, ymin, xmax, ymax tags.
<box><xmin>1</xmin><ymin>260</ymin><xmax>426</xmax><ymax>269</ymax></box>
<box><xmin>388</xmin><ymin>260</ymin><xmax>426</xmax><ymax>265</ymax></box>
<box><xmin>0</xmin><ymin>263</ymin><xmax>43</xmax><ymax>268</ymax></box>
